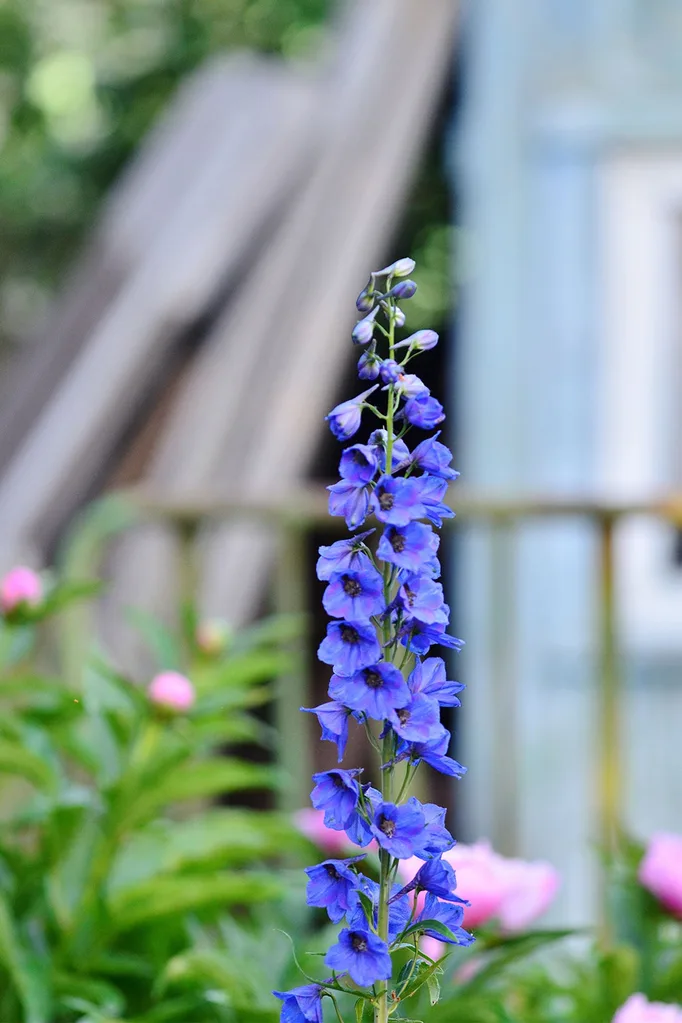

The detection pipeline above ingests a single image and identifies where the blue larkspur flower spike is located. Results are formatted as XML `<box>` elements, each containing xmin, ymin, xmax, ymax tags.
<box><xmin>277</xmin><ymin>258</ymin><xmax>470</xmax><ymax>1019</ymax></box>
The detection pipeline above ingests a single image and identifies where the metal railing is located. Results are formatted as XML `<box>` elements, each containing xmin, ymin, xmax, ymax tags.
<box><xmin>91</xmin><ymin>486</ymin><xmax>682</xmax><ymax>933</ymax></box>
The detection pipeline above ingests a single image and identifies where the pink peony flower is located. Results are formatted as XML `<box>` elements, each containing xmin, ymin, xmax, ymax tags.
<box><xmin>639</xmin><ymin>833</ymin><xmax>682</xmax><ymax>918</ymax></box>
<box><xmin>613</xmin><ymin>994</ymin><xmax>682</xmax><ymax>1022</ymax></box>
<box><xmin>148</xmin><ymin>671</ymin><xmax>195</xmax><ymax>712</ymax></box>
<box><xmin>398</xmin><ymin>840</ymin><xmax>559</xmax><ymax>935</ymax></box>
<box><xmin>0</xmin><ymin>566</ymin><xmax>43</xmax><ymax>614</ymax></box>
<box><xmin>195</xmin><ymin>619</ymin><xmax>230</xmax><ymax>656</ymax></box>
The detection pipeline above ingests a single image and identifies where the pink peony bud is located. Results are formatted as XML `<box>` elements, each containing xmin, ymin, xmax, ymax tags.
<box><xmin>195</xmin><ymin>618</ymin><xmax>230</xmax><ymax>656</ymax></box>
<box><xmin>613</xmin><ymin>994</ymin><xmax>682</xmax><ymax>1022</ymax></box>
<box><xmin>148</xmin><ymin>671</ymin><xmax>195</xmax><ymax>712</ymax></box>
<box><xmin>639</xmin><ymin>833</ymin><xmax>682</xmax><ymax>918</ymax></box>
<box><xmin>0</xmin><ymin>566</ymin><xmax>43</xmax><ymax>614</ymax></box>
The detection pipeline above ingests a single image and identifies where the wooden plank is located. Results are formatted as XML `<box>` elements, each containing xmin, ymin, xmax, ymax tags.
<box><xmin>0</xmin><ymin>59</ymin><xmax>318</xmax><ymax>566</ymax></box>
<box><xmin>141</xmin><ymin>0</ymin><xmax>459</xmax><ymax>623</ymax></box>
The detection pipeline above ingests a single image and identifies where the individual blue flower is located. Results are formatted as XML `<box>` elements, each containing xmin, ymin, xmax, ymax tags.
<box><xmin>318</xmin><ymin>620</ymin><xmax>382</xmax><ymax>676</ymax></box>
<box><xmin>419</xmin><ymin>475</ymin><xmax>455</xmax><ymax>527</ymax></box>
<box><xmin>305</xmin><ymin>855</ymin><xmax>365</xmax><ymax>922</ymax></box>
<box><xmin>316</xmin><ymin>531</ymin><xmax>374</xmax><ymax>581</ymax></box>
<box><xmin>377</xmin><ymin>522</ymin><xmax>438</xmax><ymax>574</ymax></box>
<box><xmin>349</xmin><ymin>877</ymin><xmax>411</xmax><ymax>940</ymax></box>
<box><xmin>368</xmin><ymin>430</ymin><xmax>410</xmax><ymax>472</ymax></box>
<box><xmin>357</xmin><ymin>349</ymin><xmax>381</xmax><ymax>379</ymax></box>
<box><xmin>397</xmin><ymin>728</ymin><xmax>467</xmax><ymax>778</ymax></box>
<box><xmin>394</xmin><ymin>328</ymin><xmax>439</xmax><ymax>352</ymax></box>
<box><xmin>327</xmin><ymin>480</ymin><xmax>371</xmax><ymax>530</ymax></box>
<box><xmin>301</xmin><ymin>701</ymin><xmax>352</xmax><ymax>761</ymax></box>
<box><xmin>410</xmin><ymin>432</ymin><xmax>459</xmax><ymax>479</ymax></box>
<box><xmin>352</xmin><ymin>306</ymin><xmax>380</xmax><ymax>345</ymax></box>
<box><xmin>344</xmin><ymin>784</ymin><xmax>382</xmax><ymax>846</ymax></box>
<box><xmin>326</xmin><ymin>385</ymin><xmax>378</xmax><ymax>440</ymax></box>
<box><xmin>322</xmin><ymin>568</ymin><xmax>385</xmax><ymax>621</ymax></box>
<box><xmin>370</xmin><ymin>798</ymin><xmax>426</xmax><ymax>858</ymax></box>
<box><xmin>408</xmin><ymin>657</ymin><xmax>465</xmax><ymax>707</ymax></box>
<box><xmin>273</xmin><ymin>984</ymin><xmax>323</xmax><ymax>1023</ymax></box>
<box><xmin>396</xmin><ymin>857</ymin><xmax>465</xmax><ymax>904</ymax></box>
<box><xmin>395</xmin><ymin>373</ymin><xmax>429</xmax><ymax>398</ymax></box>
<box><xmin>403</xmin><ymin>391</ymin><xmax>445</xmax><ymax>429</ymax></box>
<box><xmin>399</xmin><ymin>575</ymin><xmax>448</xmax><ymax>625</ymax></box>
<box><xmin>339</xmin><ymin>444</ymin><xmax>379</xmax><ymax>486</ymax></box>
<box><xmin>329</xmin><ymin>662</ymin><xmax>409</xmax><ymax>720</ymax></box>
<box><xmin>400</xmin><ymin>618</ymin><xmax>464</xmax><ymax>656</ymax></box>
<box><xmin>418</xmin><ymin>893</ymin><xmax>474</xmax><ymax>946</ymax></box>
<box><xmin>371</xmin><ymin>475</ymin><xmax>426</xmax><ymax>527</ymax></box>
<box><xmin>310</xmin><ymin>768</ymin><xmax>361</xmax><ymax>830</ymax></box>
<box><xmin>379</xmin><ymin>358</ymin><xmax>402</xmax><ymax>384</ymax></box>
<box><xmin>325</xmin><ymin>927</ymin><xmax>392</xmax><ymax>988</ymax></box>
<box><xmin>412</xmin><ymin>803</ymin><xmax>455</xmax><ymax>859</ymax></box>
<box><xmin>388</xmin><ymin>693</ymin><xmax>441</xmax><ymax>743</ymax></box>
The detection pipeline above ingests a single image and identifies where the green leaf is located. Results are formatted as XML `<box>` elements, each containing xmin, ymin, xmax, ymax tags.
<box><xmin>426</xmin><ymin>973</ymin><xmax>441</xmax><ymax>1006</ymax></box>
<box><xmin>39</xmin><ymin>579</ymin><xmax>103</xmax><ymax>615</ymax></box>
<box><xmin>0</xmin><ymin>737</ymin><xmax>57</xmax><ymax>791</ymax></box>
<box><xmin>354</xmin><ymin>996</ymin><xmax>368</xmax><ymax>1023</ymax></box>
<box><xmin>0</xmin><ymin>891</ymin><xmax>52</xmax><ymax>1023</ymax></box>
<box><xmin>125</xmin><ymin>607</ymin><xmax>183</xmax><ymax>671</ymax></box>
<box><xmin>121</xmin><ymin>758</ymin><xmax>279</xmax><ymax>826</ymax></box>
<box><xmin>108</xmin><ymin>872</ymin><xmax>284</xmax><ymax>933</ymax></box>
<box><xmin>355</xmin><ymin>890</ymin><xmax>376</xmax><ymax>926</ymax></box>
<box><xmin>402</xmin><ymin>919</ymin><xmax>458</xmax><ymax>942</ymax></box>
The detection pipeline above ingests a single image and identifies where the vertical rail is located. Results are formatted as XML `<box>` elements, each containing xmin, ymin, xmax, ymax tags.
<box><xmin>596</xmin><ymin>513</ymin><xmax>620</xmax><ymax>941</ymax></box>
<box><xmin>274</xmin><ymin>521</ymin><xmax>311</xmax><ymax>812</ymax></box>
<box><xmin>488</xmin><ymin>515</ymin><xmax>519</xmax><ymax>856</ymax></box>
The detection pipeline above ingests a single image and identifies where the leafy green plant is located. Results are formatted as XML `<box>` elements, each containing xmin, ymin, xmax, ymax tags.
<box><xmin>0</xmin><ymin>563</ymin><xmax>309</xmax><ymax>1022</ymax></box>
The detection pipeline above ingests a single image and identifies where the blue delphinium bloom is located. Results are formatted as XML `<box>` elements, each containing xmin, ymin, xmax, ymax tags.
<box><xmin>349</xmin><ymin>877</ymin><xmax>411</xmax><ymax>940</ymax></box>
<box><xmin>273</xmin><ymin>985</ymin><xmax>323</xmax><ymax>1023</ymax></box>
<box><xmin>388</xmin><ymin>693</ymin><xmax>441</xmax><ymax>743</ymax></box>
<box><xmin>301</xmin><ymin>701</ymin><xmax>352</xmax><ymax>761</ymax></box>
<box><xmin>410</xmin><ymin>432</ymin><xmax>459</xmax><ymax>479</ymax></box>
<box><xmin>316</xmin><ymin>531</ymin><xmax>374</xmax><ymax>580</ymax></box>
<box><xmin>329</xmin><ymin>662</ymin><xmax>409</xmax><ymax>720</ymax></box>
<box><xmin>325</xmin><ymin>927</ymin><xmax>392</xmax><ymax>987</ymax></box>
<box><xmin>326</xmin><ymin>385</ymin><xmax>378</xmax><ymax>440</ymax></box>
<box><xmin>399</xmin><ymin>618</ymin><xmax>464</xmax><ymax>656</ymax></box>
<box><xmin>376</xmin><ymin>521</ymin><xmax>438</xmax><ymax>574</ymax></box>
<box><xmin>403</xmin><ymin>391</ymin><xmax>445</xmax><ymax>429</ymax></box>
<box><xmin>368</xmin><ymin>429</ymin><xmax>411</xmax><ymax>473</ymax></box>
<box><xmin>408</xmin><ymin>657</ymin><xmax>465</xmax><ymax>707</ymax></box>
<box><xmin>419</xmin><ymin>475</ymin><xmax>455</xmax><ymax>527</ymax></box>
<box><xmin>322</xmin><ymin>567</ymin><xmax>385</xmax><ymax>621</ymax></box>
<box><xmin>412</xmin><ymin>803</ymin><xmax>455</xmax><ymax>859</ymax></box>
<box><xmin>318</xmin><ymin>620</ymin><xmax>382</xmax><ymax>675</ymax></box>
<box><xmin>339</xmin><ymin>443</ymin><xmax>379</xmax><ymax>487</ymax></box>
<box><xmin>344</xmin><ymin>784</ymin><xmax>382</xmax><ymax>846</ymax></box>
<box><xmin>371</xmin><ymin>798</ymin><xmax>426</xmax><ymax>858</ymax></box>
<box><xmin>371</xmin><ymin>475</ymin><xmax>426</xmax><ymax>526</ymax></box>
<box><xmin>305</xmin><ymin>856</ymin><xmax>364</xmax><ymax>922</ymax></box>
<box><xmin>310</xmin><ymin>769</ymin><xmax>361</xmax><ymax>830</ymax></box>
<box><xmin>357</xmin><ymin>348</ymin><xmax>381</xmax><ymax>379</ymax></box>
<box><xmin>418</xmin><ymin>893</ymin><xmax>474</xmax><ymax>946</ymax></box>
<box><xmin>397</xmin><ymin>857</ymin><xmax>466</xmax><ymax>904</ymax></box>
<box><xmin>398</xmin><ymin>574</ymin><xmax>448</xmax><ymax>625</ymax></box>
<box><xmin>327</xmin><ymin>479</ymin><xmax>371</xmax><ymax>530</ymax></box>
<box><xmin>396</xmin><ymin>728</ymin><xmax>467</xmax><ymax>779</ymax></box>
<box><xmin>379</xmin><ymin>358</ymin><xmax>402</xmax><ymax>384</ymax></box>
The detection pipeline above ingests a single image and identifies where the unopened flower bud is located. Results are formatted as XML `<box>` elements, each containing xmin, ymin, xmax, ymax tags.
<box><xmin>389</xmin><ymin>280</ymin><xmax>417</xmax><ymax>300</ymax></box>
<box><xmin>148</xmin><ymin>671</ymin><xmax>195</xmax><ymax>712</ymax></box>
<box><xmin>379</xmin><ymin>359</ymin><xmax>402</xmax><ymax>384</ymax></box>
<box><xmin>357</xmin><ymin>350</ymin><xmax>381</xmax><ymax>380</ymax></box>
<box><xmin>394</xmin><ymin>307</ymin><xmax>406</xmax><ymax>327</ymax></box>
<box><xmin>395</xmin><ymin>329</ymin><xmax>439</xmax><ymax>352</ymax></box>
<box><xmin>374</xmin><ymin>257</ymin><xmax>416</xmax><ymax>278</ymax></box>
<box><xmin>352</xmin><ymin>306</ymin><xmax>380</xmax><ymax>345</ymax></box>
<box><xmin>195</xmin><ymin>618</ymin><xmax>231</xmax><ymax>656</ymax></box>
<box><xmin>355</xmin><ymin>286</ymin><xmax>375</xmax><ymax>313</ymax></box>
<box><xmin>0</xmin><ymin>566</ymin><xmax>43</xmax><ymax>614</ymax></box>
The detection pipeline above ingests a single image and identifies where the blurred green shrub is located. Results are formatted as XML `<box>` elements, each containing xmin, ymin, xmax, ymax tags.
<box><xmin>0</xmin><ymin>559</ymin><xmax>310</xmax><ymax>1022</ymax></box>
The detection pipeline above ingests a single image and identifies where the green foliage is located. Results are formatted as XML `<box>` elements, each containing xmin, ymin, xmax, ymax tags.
<box><xmin>0</xmin><ymin>571</ymin><xmax>309</xmax><ymax>1022</ymax></box>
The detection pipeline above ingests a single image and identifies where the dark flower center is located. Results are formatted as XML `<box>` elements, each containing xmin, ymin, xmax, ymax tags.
<box><xmin>404</xmin><ymin>585</ymin><xmax>416</xmax><ymax>606</ymax></box>
<box><xmin>340</xmin><ymin>624</ymin><xmax>359</xmax><ymax>644</ymax></box>
<box><xmin>332</xmin><ymin>774</ymin><xmax>345</xmax><ymax>788</ymax></box>
<box><xmin>390</xmin><ymin>531</ymin><xmax>406</xmax><ymax>553</ymax></box>
<box><xmin>351</xmin><ymin>933</ymin><xmax>368</xmax><ymax>952</ymax></box>
<box><xmin>397</xmin><ymin>709</ymin><xmax>410</xmax><ymax>725</ymax></box>
<box><xmin>352</xmin><ymin>451</ymin><xmax>367</xmax><ymax>465</ymax></box>
<box><xmin>325</xmin><ymin>864</ymin><xmax>341</xmax><ymax>880</ymax></box>
<box><xmin>379</xmin><ymin>815</ymin><xmax>396</xmax><ymax>838</ymax></box>
<box><xmin>342</xmin><ymin>576</ymin><xmax>362</xmax><ymax>597</ymax></box>
<box><xmin>363</xmin><ymin>669</ymin><xmax>383</xmax><ymax>689</ymax></box>
<box><xmin>379</xmin><ymin>492</ymin><xmax>394</xmax><ymax>510</ymax></box>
